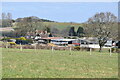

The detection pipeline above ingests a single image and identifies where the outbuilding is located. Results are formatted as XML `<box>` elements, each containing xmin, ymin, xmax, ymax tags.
<box><xmin>51</xmin><ymin>39</ymin><xmax>80</xmax><ymax>46</ymax></box>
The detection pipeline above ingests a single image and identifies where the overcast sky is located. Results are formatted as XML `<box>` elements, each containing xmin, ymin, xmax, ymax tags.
<box><xmin>2</xmin><ymin>2</ymin><xmax>118</xmax><ymax>23</ymax></box>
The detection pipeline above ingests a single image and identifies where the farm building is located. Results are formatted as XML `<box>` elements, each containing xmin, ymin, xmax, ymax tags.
<box><xmin>51</xmin><ymin>39</ymin><xmax>80</xmax><ymax>46</ymax></box>
<box><xmin>35</xmin><ymin>37</ymin><xmax>64</xmax><ymax>44</ymax></box>
<box><xmin>50</xmin><ymin>38</ymin><xmax>99</xmax><ymax>47</ymax></box>
<box><xmin>26</xmin><ymin>30</ymin><xmax>49</xmax><ymax>39</ymax></box>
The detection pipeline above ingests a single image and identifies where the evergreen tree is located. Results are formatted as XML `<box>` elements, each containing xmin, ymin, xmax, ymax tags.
<box><xmin>69</xmin><ymin>26</ymin><xmax>76</xmax><ymax>36</ymax></box>
<box><xmin>77</xmin><ymin>26</ymin><xmax>84</xmax><ymax>37</ymax></box>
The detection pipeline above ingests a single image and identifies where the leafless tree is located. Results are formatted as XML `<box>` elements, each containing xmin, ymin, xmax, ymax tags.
<box><xmin>50</xmin><ymin>27</ymin><xmax>60</xmax><ymax>36</ymax></box>
<box><xmin>61</xmin><ymin>26</ymin><xmax>70</xmax><ymax>37</ymax></box>
<box><xmin>7</xmin><ymin>13</ymin><xmax>12</xmax><ymax>20</ymax></box>
<box><xmin>85</xmin><ymin>12</ymin><xmax>118</xmax><ymax>52</ymax></box>
<box><xmin>1</xmin><ymin>12</ymin><xmax>13</xmax><ymax>27</ymax></box>
<box><xmin>15</xmin><ymin>17</ymin><xmax>43</xmax><ymax>37</ymax></box>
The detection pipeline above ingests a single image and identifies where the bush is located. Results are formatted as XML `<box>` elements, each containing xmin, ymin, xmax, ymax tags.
<box><xmin>116</xmin><ymin>48</ymin><xmax>120</xmax><ymax>53</ymax></box>
<box><xmin>109</xmin><ymin>48</ymin><xmax>120</xmax><ymax>53</ymax></box>
<box><xmin>15</xmin><ymin>39</ymin><xmax>28</xmax><ymax>45</ymax></box>
<box><xmin>26</xmin><ymin>39</ymin><xmax>33</xmax><ymax>43</ymax></box>
<box><xmin>80</xmin><ymin>47</ymin><xmax>95</xmax><ymax>51</ymax></box>
<box><xmin>72</xmin><ymin>37</ymin><xmax>77</xmax><ymax>39</ymax></box>
<box><xmin>74</xmin><ymin>46</ymin><xmax>80</xmax><ymax>51</ymax></box>
<box><xmin>8</xmin><ymin>42</ymin><xmax>16</xmax><ymax>45</ymax></box>
<box><xmin>1</xmin><ymin>37</ymin><xmax>14</xmax><ymax>41</ymax></box>
<box><xmin>17</xmin><ymin>37</ymin><xmax>26</xmax><ymax>40</ymax></box>
<box><xmin>110</xmin><ymin>48</ymin><xmax>116</xmax><ymax>53</ymax></box>
<box><xmin>22</xmin><ymin>45</ymin><xmax>34</xmax><ymax>49</ymax></box>
<box><xmin>68</xmin><ymin>37</ymin><xmax>71</xmax><ymax>39</ymax></box>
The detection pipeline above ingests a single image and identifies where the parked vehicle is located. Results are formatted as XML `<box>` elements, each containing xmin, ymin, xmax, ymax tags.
<box><xmin>104</xmin><ymin>40</ymin><xmax>115</xmax><ymax>47</ymax></box>
<box><xmin>116</xmin><ymin>41</ymin><xmax>120</xmax><ymax>48</ymax></box>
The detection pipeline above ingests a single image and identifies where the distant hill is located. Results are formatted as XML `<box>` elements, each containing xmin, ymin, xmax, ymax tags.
<box><xmin>15</xmin><ymin>16</ymin><xmax>55</xmax><ymax>22</ymax></box>
<box><xmin>1</xmin><ymin>16</ymin><xmax>83</xmax><ymax>35</ymax></box>
<box><xmin>14</xmin><ymin>16</ymin><xmax>83</xmax><ymax>31</ymax></box>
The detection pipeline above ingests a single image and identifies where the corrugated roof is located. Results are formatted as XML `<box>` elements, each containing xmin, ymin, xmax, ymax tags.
<box><xmin>51</xmin><ymin>39</ymin><xmax>77</xmax><ymax>41</ymax></box>
<box><xmin>42</xmin><ymin>37</ymin><xmax>64</xmax><ymax>40</ymax></box>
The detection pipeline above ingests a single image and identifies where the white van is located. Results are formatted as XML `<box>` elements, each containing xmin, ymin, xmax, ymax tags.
<box><xmin>104</xmin><ymin>40</ymin><xmax>115</xmax><ymax>47</ymax></box>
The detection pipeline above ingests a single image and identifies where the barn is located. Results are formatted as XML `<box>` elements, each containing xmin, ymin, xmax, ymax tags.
<box><xmin>51</xmin><ymin>39</ymin><xmax>80</xmax><ymax>46</ymax></box>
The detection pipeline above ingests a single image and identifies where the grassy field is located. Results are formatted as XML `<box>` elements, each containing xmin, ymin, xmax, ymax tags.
<box><xmin>4</xmin><ymin>22</ymin><xmax>82</xmax><ymax>33</ymax></box>
<box><xmin>2</xmin><ymin>48</ymin><xmax>118</xmax><ymax>78</ymax></box>
<box><xmin>43</xmin><ymin>22</ymin><xmax>83</xmax><ymax>30</ymax></box>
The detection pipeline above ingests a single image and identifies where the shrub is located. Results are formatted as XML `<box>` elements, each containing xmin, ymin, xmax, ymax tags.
<box><xmin>17</xmin><ymin>37</ymin><xmax>26</xmax><ymax>40</ymax></box>
<box><xmin>22</xmin><ymin>45</ymin><xmax>34</xmax><ymax>49</ymax></box>
<box><xmin>110</xmin><ymin>48</ymin><xmax>116</xmax><ymax>53</ymax></box>
<box><xmin>26</xmin><ymin>39</ymin><xmax>33</xmax><ymax>43</ymax></box>
<box><xmin>72</xmin><ymin>37</ymin><xmax>77</xmax><ymax>39</ymax></box>
<box><xmin>8</xmin><ymin>42</ymin><xmax>16</xmax><ymax>45</ymax></box>
<box><xmin>15</xmin><ymin>39</ymin><xmax>28</xmax><ymax>45</ymax></box>
<box><xmin>1</xmin><ymin>37</ymin><xmax>14</xmax><ymax>41</ymax></box>
<box><xmin>109</xmin><ymin>48</ymin><xmax>120</xmax><ymax>53</ymax></box>
<box><xmin>68</xmin><ymin>37</ymin><xmax>71</xmax><ymax>39</ymax></box>
<box><xmin>116</xmin><ymin>48</ymin><xmax>120</xmax><ymax>53</ymax></box>
<box><xmin>80</xmin><ymin>47</ymin><xmax>94</xmax><ymax>51</ymax></box>
<box><xmin>74</xmin><ymin>46</ymin><xmax>80</xmax><ymax>51</ymax></box>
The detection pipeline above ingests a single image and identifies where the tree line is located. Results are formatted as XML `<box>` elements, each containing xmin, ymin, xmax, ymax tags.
<box><xmin>1</xmin><ymin>12</ymin><xmax>118</xmax><ymax>51</ymax></box>
<box><xmin>84</xmin><ymin>12</ymin><xmax>118</xmax><ymax>52</ymax></box>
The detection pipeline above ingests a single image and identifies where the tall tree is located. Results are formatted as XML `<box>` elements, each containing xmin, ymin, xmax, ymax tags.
<box><xmin>1</xmin><ymin>12</ymin><xmax>13</xmax><ymax>27</ymax></box>
<box><xmin>7</xmin><ymin>13</ymin><xmax>12</xmax><ymax>27</ymax></box>
<box><xmin>2</xmin><ymin>13</ymin><xmax>6</xmax><ymax>19</ymax></box>
<box><xmin>86</xmin><ymin>12</ymin><xmax>118</xmax><ymax>52</ymax></box>
<box><xmin>7</xmin><ymin>13</ymin><xmax>12</xmax><ymax>20</ymax></box>
<box><xmin>43</xmin><ymin>26</ymin><xmax>51</xmax><ymax>33</ymax></box>
<box><xmin>77</xmin><ymin>26</ymin><xmax>84</xmax><ymax>37</ymax></box>
<box><xmin>69</xmin><ymin>26</ymin><xmax>76</xmax><ymax>36</ymax></box>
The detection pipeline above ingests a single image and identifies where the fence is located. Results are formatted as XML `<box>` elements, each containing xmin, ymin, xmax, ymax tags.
<box><xmin>1</xmin><ymin>42</ymin><xmax>120</xmax><ymax>56</ymax></box>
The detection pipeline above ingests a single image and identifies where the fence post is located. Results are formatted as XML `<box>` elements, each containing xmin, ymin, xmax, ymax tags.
<box><xmin>90</xmin><ymin>48</ymin><xmax>92</xmax><ymax>55</ymax></box>
<box><xmin>52</xmin><ymin>46</ymin><xmax>54</xmax><ymax>53</ymax></box>
<box><xmin>6</xmin><ymin>42</ymin><xmax>8</xmax><ymax>48</ymax></box>
<box><xmin>69</xmin><ymin>46</ymin><xmax>72</xmax><ymax>55</ymax></box>
<box><xmin>20</xmin><ymin>43</ymin><xmax>22</xmax><ymax>51</ymax></box>
<box><xmin>110</xmin><ymin>47</ymin><xmax>112</xmax><ymax>56</ymax></box>
<box><xmin>70</xmin><ymin>47</ymin><xmax>71</xmax><ymax>52</ymax></box>
<box><xmin>35</xmin><ymin>44</ymin><xmax>36</xmax><ymax>52</ymax></box>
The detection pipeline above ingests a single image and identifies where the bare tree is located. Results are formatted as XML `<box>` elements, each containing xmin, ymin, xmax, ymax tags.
<box><xmin>1</xmin><ymin>12</ymin><xmax>13</xmax><ymax>27</ymax></box>
<box><xmin>7</xmin><ymin>13</ymin><xmax>12</xmax><ymax>20</ymax></box>
<box><xmin>15</xmin><ymin>17</ymin><xmax>43</xmax><ymax>37</ymax></box>
<box><xmin>61</xmin><ymin>26</ymin><xmax>70</xmax><ymax>37</ymax></box>
<box><xmin>85</xmin><ymin>12</ymin><xmax>118</xmax><ymax>52</ymax></box>
<box><xmin>2</xmin><ymin>13</ymin><xmax>6</xmax><ymax>19</ymax></box>
<box><xmin>51</xmin><ymin>27</ymin><xmax>60</xmax><ymax>36</ymax></box>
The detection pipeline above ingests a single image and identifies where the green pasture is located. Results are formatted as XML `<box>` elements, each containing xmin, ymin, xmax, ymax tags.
<box><xmin>2</xmin><ymin>48</ymin><xmax>118</xmax><ymax>78</ymax></box>
<box><xmin>43</xmin><ymin>22</ymin><xmax>82</xmax><ymax>30</ymax></box>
